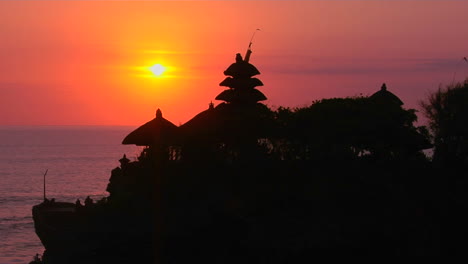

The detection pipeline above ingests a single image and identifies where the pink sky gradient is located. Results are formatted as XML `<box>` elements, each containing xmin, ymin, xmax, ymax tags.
<box><xmin>1</xmin><ymin>1</ymin><xmax>468</xmax><ymax>126</ymax></box>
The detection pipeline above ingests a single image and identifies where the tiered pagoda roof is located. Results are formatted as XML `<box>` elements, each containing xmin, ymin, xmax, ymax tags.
<box><xmin>215</xmin><ymin>52</ymin><xmax>267</xmax><ymax>104</ymax></box>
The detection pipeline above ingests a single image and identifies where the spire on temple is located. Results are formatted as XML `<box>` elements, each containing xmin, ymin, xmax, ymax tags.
<box><xmin>156</xmin><ymin>108</ymin><xmax>162</xmax><ymax>118</ymax></box>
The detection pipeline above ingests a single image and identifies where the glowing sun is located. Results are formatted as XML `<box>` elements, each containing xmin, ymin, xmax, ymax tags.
<box><xmin>149</xmin><ymin>64</ymin><xmax>166</xmax><ymax>76</ymax></box>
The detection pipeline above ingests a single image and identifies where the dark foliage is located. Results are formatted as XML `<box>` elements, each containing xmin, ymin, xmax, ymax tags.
<box><xmin>421</xmin><ymin>79</ymin><xmax>468</xmax><ymax>167</ymax></box>
<box><xmin>268</xmin><ymin>97</ymin><xmax>430</xmax><ymax>162</ymax></box>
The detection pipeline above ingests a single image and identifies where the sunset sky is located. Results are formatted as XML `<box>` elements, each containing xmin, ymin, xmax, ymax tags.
<box><xmin>1</xmin><ymin>1</ymin><xmax>468</xmax><ymax>126</ymax></box>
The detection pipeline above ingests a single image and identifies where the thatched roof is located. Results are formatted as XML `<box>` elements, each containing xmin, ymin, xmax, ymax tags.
<box><xmin>179</xmin><ymin>103</ymin><xmax>274</xmax><ymax>142</ymax></box>
<box><xmin>223</xmin><ymin>61</ymin><xmax>260</xmax><ymax>78</ymax></box>
<box><xmin>370</xmin><ymin>83</ymin><xmax>403</xmax><ymax>106</ymax></box>
<box><xmin>219</xmin><ymin>77</ymin><xmax>263</xmax><ymax>89</ymax></box>
<box><xmin>215</xmin><ymin>88</ymin><xmax>267</xmax><ymax>103</ymax></box>
<box><xmin>122</xmin><ymin>109</ymin><xmax>179</xmax><ymax>146</ymax></box>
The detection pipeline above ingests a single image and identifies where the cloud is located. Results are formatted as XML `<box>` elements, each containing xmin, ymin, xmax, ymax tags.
<box><xmin>257</xmin><ymin>55</ymin><xmax>466</xmax><ymax>76</ymax></box>
<box><xmin>139</xmin><ymin>50</ymin><xmax>197</xmax><ymax>55</ymax></box>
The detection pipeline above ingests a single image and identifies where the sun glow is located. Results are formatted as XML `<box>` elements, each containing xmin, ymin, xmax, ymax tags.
<box><xmin>149</xmin><ymin>64</ymin><xmax>166</xmax><ymax>77</ymax></box>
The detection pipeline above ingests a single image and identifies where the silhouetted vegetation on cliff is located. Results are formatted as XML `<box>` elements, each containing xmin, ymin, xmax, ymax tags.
<box><xmin>421</xmin><ymin>79</ymin><xmax>468</xmax><ymax>168</ymax></box>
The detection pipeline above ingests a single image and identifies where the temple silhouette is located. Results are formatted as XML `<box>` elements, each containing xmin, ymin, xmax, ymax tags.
<box><xmin>32</xmin><ymin>48</ymin><xmax>440</xmax><ymax>263</ymax></box>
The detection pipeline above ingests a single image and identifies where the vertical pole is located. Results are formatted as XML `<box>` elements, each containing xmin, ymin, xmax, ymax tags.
<box><xmin>43</xmin><ymin>169</ymin><xmax>48</xmax><ymax>201</ymax></box>
<box><xmin>245</xmin><ymin>29</ymin><xmax>259</xmax><ymax>63</ymax></box>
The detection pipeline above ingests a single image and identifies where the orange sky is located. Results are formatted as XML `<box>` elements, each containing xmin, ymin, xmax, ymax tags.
<box><xmin>1</xmin><ymin>1</ymin><xmax>468</xmax><ymax>126</ymax></box>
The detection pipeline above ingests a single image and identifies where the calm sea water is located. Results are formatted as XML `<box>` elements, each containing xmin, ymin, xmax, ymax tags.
<box><xmin>0</xmin><ymin>126</ymin><xmax>141</xmax><ymax>264</ymax></box>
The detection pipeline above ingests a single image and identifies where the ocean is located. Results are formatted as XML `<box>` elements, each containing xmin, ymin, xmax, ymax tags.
<box><xmin>0</xmin><ymin>126</ymin><xmax>141</xmax><ymax>264</ymax></box>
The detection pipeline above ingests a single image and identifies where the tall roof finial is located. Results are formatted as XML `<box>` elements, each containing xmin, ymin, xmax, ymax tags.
<box><xmin>236</xmin><ymin>53</ymin><xmax>243</xmax><ymax>63</ymax></box>
<box><xmin>244</xmin><ymin>29</ymin><xmax>260</xmax><ymax>63</ymax></box>
<box><xmin>156</xmin><ymin>108</ymin><xmax>162</xmax><ymax>118</ymax></box>
<box><xmin>381</xmin><ymin>83</ymin><xmax>387</xmax><ymax>91</ymax></box>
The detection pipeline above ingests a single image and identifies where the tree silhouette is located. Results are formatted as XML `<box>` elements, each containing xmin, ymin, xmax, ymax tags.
<box><xmin>269</xmin><ymin>96</ymin><xmax>430</xmax><ymax>162</ymax></box>
<box><xmin>421</xmin><ymin>79</ymin><xmax>468</xmax><ymax>167</ymax></box>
